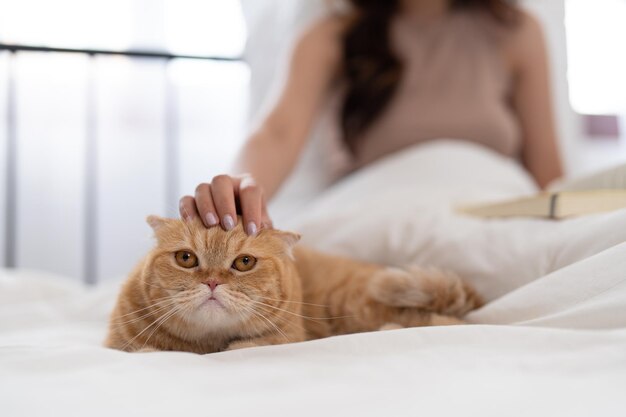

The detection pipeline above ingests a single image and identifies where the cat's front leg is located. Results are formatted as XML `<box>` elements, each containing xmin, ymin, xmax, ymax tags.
<box><xmin>225</xmin><ymin>340</ymin><xmax>262</xmax><ymax>351</ymax></box>
<box><xmin>377</xmin><ymin>316</ymin><xmax>465</xmax><ymax>332</ymax></box>
<box><xmin>225</xmin><ymin>329</ymin><xmax>306</xmax><ymax>351</ymax></box>
<box><xmin>378</xmin><ymin>323</ymin><xmax>404</xmax><ymax>331</ymax></box>
<box><xmin>135</xmin><ymin>346</ymin><xmax>160</xmax><ymax>353</ymax></box>
<box><xmin>225</xmin><ymin>336</ymin><xmax>289</xmax><ymax>351</ymax></box>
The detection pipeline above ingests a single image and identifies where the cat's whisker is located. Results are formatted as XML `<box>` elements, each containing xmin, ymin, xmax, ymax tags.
<box><xmin>219</xmin><ymin>293</ymin><xmax>281</xmax><ymax>338</ymax></box>
<box><xmin>239</xmin><ymin>303</ymin><xmax>290</xmax><ymax>343</ymax></box>
<box><xmin>111</xmin><ymin>300</ymin><xmax>181</xmax><ymax>328</ymax></box>
<box><xmin>141</xmin><ymin>303</ymin><xmax>190</xmax><ymax>350</ymax></box>
<box><xmin>251</xmin><ymin>300</ymin><xmax>354</xmax><ymax>322</ymax></box>
<box><xmin>236</xmin><ymin>303</ymin><xmax>269</xmax><ymax>334</ymax></box>
<box><xmin>244</xmin><ymin>300</ymin><xmax>308</xmax><ymax>342</ymax></box>
<box><xmin>113</xmin><ymin>295</ymin><xmax>181</xmax><ymax>320</ymax></box>
<box><xmin>234</xmin><ymin>306</ymin><xmax>270</xmax><ymax>338</ymax></box>
<box><xmin>121</xmin><ymin>303</ymin><xmax>185</xmax><ymax>351</ymax></box>
<box><xmin>234</xmin><ymin>302</ymin><xmax>266</xmax><ymax>329</ymax></box>
<box><xmin>258</xmin><ymin>296</ymin><xmax>329</xmax><ymax>308</ymax></box>
<box><xmin>138</xmin><ymin>307</ymin><xmax>184</xmax><ymax>351</ymax></box>
<box><xmin>235</xmin><ymin>300</ymin><xmax>264</xmax><ymax>322</ymax></box>
<box><xmin>177</xmin><ymin>288</ymin><xmax>210</xmax><ymax>304</ymax></box>
<box><xmin>250</xmin><ymin>303</ymin><xmax>310</xmax><ymax>335</ymax></box>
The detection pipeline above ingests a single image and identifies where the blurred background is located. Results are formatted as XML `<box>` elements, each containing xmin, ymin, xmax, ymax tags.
<box><xmin>0</xmin><ymin>0</ymin><xmax>625</xmax><ymax>284</ymax></box>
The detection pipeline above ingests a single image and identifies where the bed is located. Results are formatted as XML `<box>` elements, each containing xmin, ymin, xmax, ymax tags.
<box><xmin>2</xmin><ymin>140</ymin><xmax>625</xmax><ymax>416</ymax></box>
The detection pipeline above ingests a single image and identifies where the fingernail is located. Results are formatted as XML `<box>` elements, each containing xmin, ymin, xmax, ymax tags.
<box><xmin>246</xmin><ymin>222</ymin><xmax>258</xmax><ymax>236</ymax></box>
<box><xmin>205</xmin><ymin>213</ymin><xmax>218</xmax><ymax>226</ymax></box>
<box><xmin>223</xmin><ymin>214</ymin><xmax>235</xmax><ymax>231</ymax></box>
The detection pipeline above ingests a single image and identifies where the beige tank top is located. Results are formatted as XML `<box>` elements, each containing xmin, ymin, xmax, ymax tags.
<box><xmin>338</xmin><ymin>10</ymin><xmax>522</xmax><ymax>169</ymax></box>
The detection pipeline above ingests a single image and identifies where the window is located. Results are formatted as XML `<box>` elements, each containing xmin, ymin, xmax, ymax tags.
<box><xmin>0</xmin><ymin>0</ymin><xmax>246</xmax><ymax>57</ymax></box>
<box><xmin>565</xmin><ymin>0</ymin><xmax>626</xmax><ymax>115</ymax></box>
<box><xmin>0</xmin><ymin>0</ymin><xmax>249</xmax><ymax>282</ymax></box>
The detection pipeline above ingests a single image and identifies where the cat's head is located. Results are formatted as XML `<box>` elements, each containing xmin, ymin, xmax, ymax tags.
<box><xmin>141</xmin><ymin>215</ymin><xmax>300</xmax><ymax>339</ymax></box>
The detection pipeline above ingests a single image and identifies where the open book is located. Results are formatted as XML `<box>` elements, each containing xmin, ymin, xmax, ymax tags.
<box><xmin>547</xmin><ymin>162</ymin><xmax>626</xmax><ymax>192</ymax></box>
<box><xmin>457</xmin><ymin>163</ymin><xmax>626</xmax><ymax>219</ymax></box>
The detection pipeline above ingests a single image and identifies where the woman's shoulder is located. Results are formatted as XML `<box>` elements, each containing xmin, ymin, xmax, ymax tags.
<box><xmin>297</xmin><ymin>13</ymin><xmax>350</xmax><ymax>46</ymax></box>
<box><xmin>290</xmin><ymin>13</ymin><xmax>350</xmax><ymax>67</ymax></box>
<box><xmin>508</xmin><ymin>8</ymin><xmax>545</xmax><ymax>43</ymax></box>
<box><xmin>468</xmin><ymin>6</ymin><xmax>542</xmax><ymax>39</ymax></box>
<box><xmin>502</xmin><ymin>8</ymin><xmax>548</xmax><ymax>70</ymax></box>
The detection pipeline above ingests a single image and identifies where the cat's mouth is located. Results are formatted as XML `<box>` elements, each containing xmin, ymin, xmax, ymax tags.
<box><xmin>203</xmin><ymin>295</ymin><xmax>225</xmax><ymax>309</ymax></box>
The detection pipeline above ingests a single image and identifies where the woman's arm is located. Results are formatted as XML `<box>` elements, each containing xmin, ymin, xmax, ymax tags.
<box><xmin>180</xmin><ymin>16</ymin><xmax>344</xmax><ymax>234</ymax></box>
<box><xmin>509</xmin><ymin>11</ymin><xmax>564</xmax><ymax>189</ymax></box>
<box><xmin>234</xmin><ymin>16</ymin><xmax>344</xmax><ymax>199</ymax></box>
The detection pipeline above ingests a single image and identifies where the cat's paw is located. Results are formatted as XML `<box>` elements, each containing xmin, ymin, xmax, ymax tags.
<box><xmin>226</xmin><ymin>340</ymin><xmax>260</xmax><ymax>351</ymax></box>
<box><xmin>379</xmin><ymin>323</ymin><xmax>404</xmax><ymax>331</ymax></box>
<box><xmin>135</xmin><ymin>346</ymin><xmax>159</xmax><ymax>353</ymax></box>
<box><xmin>429</xmin><ymin>314</ymin><xmax>466</xmax><ymax>326</ymax></box>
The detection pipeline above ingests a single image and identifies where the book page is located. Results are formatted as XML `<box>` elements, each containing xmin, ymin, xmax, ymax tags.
<box><xmin>548</xmin><ymin>163</ymin><xmax>626</xmax><ymax>192</ymax></box>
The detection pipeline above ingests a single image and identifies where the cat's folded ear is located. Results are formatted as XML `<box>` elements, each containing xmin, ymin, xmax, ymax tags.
<box><xmin>265</xmin><ymin>229</ymin><xmax>301</xmax><ymax>259</ymax></box>
<box><xmin>273</xmin><ymin>230</ymin><xmax>301</xmax><ymax>248</ymax></box>
<box><xmin>264</xmin><ymin>229</ymin><xmax>301</xmax><ymax>249</ymax></box>
<box><xmin>147</xmin><ymin>215</ymin><xmax>171</xmax><ymax>232</ymax></box>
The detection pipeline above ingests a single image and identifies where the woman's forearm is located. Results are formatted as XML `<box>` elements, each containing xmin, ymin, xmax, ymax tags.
<box><xmin>232</xmin><ymin>125</ymin><xmax>303</xmax><ymax>200</ymax></box>
<box><xmin>524</xmin><ymin>142</ymin><xmax>563</xmax><ymax>189</ymax></box>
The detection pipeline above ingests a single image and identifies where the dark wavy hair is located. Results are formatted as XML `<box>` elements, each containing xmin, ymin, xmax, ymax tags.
<box><xmin>340</xmin><ymin>0</ymin><xmax>519</xmax><ymax>153</ymax></box>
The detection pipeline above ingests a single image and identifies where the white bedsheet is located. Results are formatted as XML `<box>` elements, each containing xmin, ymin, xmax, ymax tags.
<box><xmin>2</xmin><ymin>141</ymin><xmax>625</xmax><ymax>416</ymax></box>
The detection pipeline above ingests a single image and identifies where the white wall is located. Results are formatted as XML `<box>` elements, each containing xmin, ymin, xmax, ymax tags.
<box><xmin>0</xmin><ymin>53</ymin><xmax>7</xmax><ymax>267</ymax></box>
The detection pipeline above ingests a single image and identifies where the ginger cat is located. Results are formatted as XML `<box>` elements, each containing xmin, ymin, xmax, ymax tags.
<box><xmin>105</xmin><ymin>216</ymin><xmax>482</xmax><ymax>353</ymax></box>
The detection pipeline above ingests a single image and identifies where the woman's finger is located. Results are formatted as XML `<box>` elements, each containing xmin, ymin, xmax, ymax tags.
<box><xmin>194</xmin><ymin>183</ymin><xmax>219</xmax><ymax>227</ymax></box>
<box><xmin>238</xmin><ymin>176</ymin><xmax>262</xmax><ymax>236</ymax></box>
<box><xmin>211</xmin><ymin>175</ymin><xmax>238</xmax><ymax>231</ymax></box>
<box><xmin>179</xmin><ymin>195</ymin><xmax>200</xmax><ymax>221</ymax></box>
<box><xmin>260</xmin><ymin>194</ymin><xmax>273</xmax><ymax>230</ymax></box>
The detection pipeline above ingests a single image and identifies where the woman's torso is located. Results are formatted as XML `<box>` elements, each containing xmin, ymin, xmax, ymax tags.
<box><xmin>324</xmin><ymin>10</ymin><xmax>522</xmax><ymax>170</ymax></box>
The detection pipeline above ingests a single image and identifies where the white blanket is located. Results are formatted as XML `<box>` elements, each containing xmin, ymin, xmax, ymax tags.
<box><xmin>2</xmin><ymin>141</ymin><xmax>626</xmax><ymax>416</ymax></box>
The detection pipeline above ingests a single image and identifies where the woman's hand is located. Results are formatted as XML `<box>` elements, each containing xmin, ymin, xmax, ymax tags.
<box><xmin>179</xmin><ymin>174</ymin><xmax>272</xmax><ymax>236</ymax></box>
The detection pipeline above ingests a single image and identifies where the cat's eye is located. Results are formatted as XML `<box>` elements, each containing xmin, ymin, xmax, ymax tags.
<box><xmin>174</xmin><ymin>251</ymin><xmax>198</xmax><ymax>269</ymax></box>
<box><xmin>231</xmin><ymin>255</ymin><xmax>257</xmax><ymax>272</ymax></box>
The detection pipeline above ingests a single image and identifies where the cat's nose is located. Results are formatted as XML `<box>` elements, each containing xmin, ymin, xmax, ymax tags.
<box><xmin>205</xmin><ymin>280</ymin><xmax>221</xmax><ymax>291</ymax></box>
